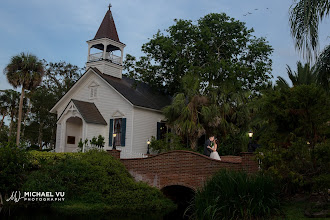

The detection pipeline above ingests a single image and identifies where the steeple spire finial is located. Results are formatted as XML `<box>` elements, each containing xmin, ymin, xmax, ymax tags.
<box><xmin>108</xmin><ymin>3</ymin><xmax>112</xmax><ymax>10</ymax></box>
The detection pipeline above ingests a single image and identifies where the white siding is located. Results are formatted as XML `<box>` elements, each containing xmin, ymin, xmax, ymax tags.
<box><xmin>131</xmin><ymin>107</ymin><xmax>165</xmax><ymax>155</ymax></box>
<box><xmin>55</xmin><ymin>70</ymin><xmax>134</xmax><ymax>152</ymax></box>
<box><xmin>55</xmin><ymin>124</ymin><xmax>61</xmax><ymax>152</ymax></box>
<box><xmin>86</xmin><ymin>60</ymin><xmax>123</xmax><ymax>78</ymax></box>
<box><xmin>85</xmin><ymin>123</ymin><xmax>107</xmax><ymax>144</ymax></box>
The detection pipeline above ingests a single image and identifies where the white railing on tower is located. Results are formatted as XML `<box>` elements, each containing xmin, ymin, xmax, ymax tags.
<box><xmin>89</xmin><ymin>52</ymin><xmax>103</xmax><ymax>62</ymax></box>
<box><xmin>89</xmin><ymin>52</ymin><xmax>121</xmax><ymax>65</ymax></box>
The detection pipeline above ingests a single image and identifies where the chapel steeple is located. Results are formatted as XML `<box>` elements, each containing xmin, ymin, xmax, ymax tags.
<box><xmin>86</xmin><ymin>4</ymin><xmax>126</xmax><ymax>78</ymax></box>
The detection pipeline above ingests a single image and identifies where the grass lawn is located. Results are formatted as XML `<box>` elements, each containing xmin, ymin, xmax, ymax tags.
<box><xmin>274</xmin><ymin>200</ymin><xmax>330</xmax><ymax>220</ymax></box>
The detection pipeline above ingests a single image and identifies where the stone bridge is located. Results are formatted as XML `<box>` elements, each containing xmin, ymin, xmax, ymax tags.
<box><xmin>107</xmin><ymin>150</ymin><xmax>258</xmax><ymax>191</ymax></box>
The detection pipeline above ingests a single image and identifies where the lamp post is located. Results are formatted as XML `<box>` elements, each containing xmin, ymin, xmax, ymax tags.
<box><xmin>248</xmin><ymin>131</ymin><xmax>253</xmax><ymax>152</ymax></box>
<box><xmin>147</xmin><ymin>139</ymin><xmax>150</xmax><ymax>154</ymax></box>
<box><xmin>112</xmin><ymin>133</ymin><xmax>117</xmax><ymax>150</ymax></box>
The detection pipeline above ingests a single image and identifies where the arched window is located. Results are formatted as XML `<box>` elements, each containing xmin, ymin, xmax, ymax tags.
<box><xmin>114</xmin><ymin>118</ymin><xmax>122</xmax><ymax>146</ymax></box>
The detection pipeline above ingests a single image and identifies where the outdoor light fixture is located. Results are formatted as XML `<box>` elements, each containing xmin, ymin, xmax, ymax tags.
<box><xmin>112</xmin><ymin>133</ymin><xmax>117</xmax><ymax>150</ymax></box>
<box><xmin>147</xmin><ymin>139</ymin><xmax>151</xmax><ymax>154</ymax></box>
<box><xmin>248</xmin><ymin>131</ymin><xmax>253</xmax><ymax>152</ymax></box>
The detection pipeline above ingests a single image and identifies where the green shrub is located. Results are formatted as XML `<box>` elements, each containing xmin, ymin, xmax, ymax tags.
<box><xmin>29</xmin><ymin>150</ymin><xmax>82</xmax><ymax>168</ymax></box>
<box><xmin>191</xmin><ymin>170</ymin><xmax>280</xmax><ymax>220</ymax></box>
<box><xmin>0</xmin><ymin>142</ymin><xmax>30</xmax><ymax>198</ymax></box>
<box><xmin>257</xmin><ymin>139</ymin><xmax>330</xmax><ymax>195</ymax></box>
<box><xmin>150</xmin><ymin>133</ymin><xmax>185</xmax><ymax>153</ymax></box>
<box><xmin>23</xmin><ymin>150</ymin><xmax>176</xmax><ymax>214</ymax></box>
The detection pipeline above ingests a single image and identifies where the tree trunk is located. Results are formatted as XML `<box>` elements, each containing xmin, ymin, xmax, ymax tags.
<box><xmin>0</xmin><ymin>114</ymin><xmax>6</xmax><ymax>130</ymax></box>
<box><xmin>16</xmin><ymin>87</ymin><xmax>25</xmax><ymax>146</ymax></box>
<box><xmin>190</xmin><ymin>136</ymin><xmax>198</xmax><ymax>150</ymax></box>
<box><xmin>21</xmin><ymin>99</ymin><xmax>31</xmax><ymax>138</ymax></box>
<box><xmin>38</xmin><ymin>122</ymin><xmax>44</xmax><ymax>150</ymax></box>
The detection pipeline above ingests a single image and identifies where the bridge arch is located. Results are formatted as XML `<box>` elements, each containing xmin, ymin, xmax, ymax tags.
<box><xmin>161</xmin><ymin>185</ymin><xmax>195</xmax><ymax>219</ymax></box>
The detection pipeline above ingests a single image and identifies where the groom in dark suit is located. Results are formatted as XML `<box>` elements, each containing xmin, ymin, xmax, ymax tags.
<box><xmin>204</xmin><ymin>135</ymin><xmax>215</xmax><ymax>157</ymax></box>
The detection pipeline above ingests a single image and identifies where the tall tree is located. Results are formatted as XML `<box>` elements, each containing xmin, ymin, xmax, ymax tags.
<box><xmin>4</xmin><ymin>53</ymin><xmax>44</xmax><ymax>146</ymax></box>
<box><xmin>29</xmin><ymin>87</ymin><xmax>57</xmax><ymax>149</ymax></box>
<box><xmin>43</xmin><ymin>61</ymin><xmax>83</xmax><ymax>100</ymax></box>
<box><xmin>289</xmin><ymin>0</ymin><xmax>330</xmax><ymax>60</ymax></box>
<box><xmin>125</xmin><ymin>13</ymin><xmax>273</xmax><ymax>96</ymax></box>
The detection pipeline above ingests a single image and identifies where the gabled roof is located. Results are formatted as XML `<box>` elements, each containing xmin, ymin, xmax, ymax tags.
<box><xmin>94</xmin><ymin>8</ymin><xmax>120</xmax><ymax>42</ymax></box>
<box><xmin>92</xmin><ymin>68</ymin><xmax>172</xmax><ymax>111</ymax></box>
<box><xmin>71</xmin><ymin>99</ymin><xmax>107</xmax><ymax>125</ymax></box>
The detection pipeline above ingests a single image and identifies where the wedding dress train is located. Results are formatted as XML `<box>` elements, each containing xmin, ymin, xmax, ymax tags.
<box><xmin>210</xmin><ymin>151</ymin><xmax>221</xmax><ymax>160</ymax></box>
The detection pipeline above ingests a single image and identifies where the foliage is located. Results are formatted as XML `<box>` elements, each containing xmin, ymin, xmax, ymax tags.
<box><xmin>149</xmin><ymin>133</ymin><xmax>185</xmax><ymax>153</ymax></box>
<box><xmin>0</xmin><ymin>142</ymin><xmax>30</xmax><ymax>198</ymax></box>
<box><xmin>276</xmin><ymin>61</ymin><xmax>316</xmax><ymax>89</ymax></box>
<box><xmin>77</xmin><ymin>135</ymin><xmax>106</xmax><ymax>152</ymax></box>
<box><xmin>0</xmin><ymin>89</ymin><xmax>20</xmax><ymax>138</ymax></box>
<box><xmin>89</xmin><ymin>135</ymin><xmax>105</xmax><ymax>148</ymax></box>
<box><xmin>29</xmin><ymin>150</ymin><xmax>82</xmax><ymax>169</ymax></box>
<box><xmin>191</xmin><ymin>170</ymin><xmax>280</xmax><ymax>220</ymax></box>
<box><xmin>289</xmin><ymin>0</ymin><xmax>330</xmax><ymax>60</ymax></box>
<box><xmin>42</xmin><ymin>61</ymin><xmax>83</xmax><ymax>99</ymax></box>
<box><xmin>26</xmin><ymin>86</ymin><xmax>57</xmax><ymax>149</ymax></box>
<box><xmin>163</xmin><ymin>75</ymin><xmax>219</xmax><ymax>149</ymax></box>
<box><xmin>314</xmin><ymin>44</ymin><xmax>330</xmax><ymax>91</ymax></box>
<box><xmin>218</xmin><ymin>133</ymin><xmax>248</xmax><ymax>156</ymax></box>
<box><xmin>125</xmin><ymin>13</ymin><xmax>273</xmax><ymax>96</ymax></box>
<box><xmin>4</xmin><ymin>52</ymin><xmax>45</xmax><ymax>146</ymax></box>
<box><xmin>23</xmin><ymin>150</ymin><xmax>176</xmax><ymax>214</ymax></box>
<box><xmin>250</xmin><ymin>83</ymin><xmax>330</xmax><ymax>196</ymax></box>
<box><xmin>257</xmin><ymin>138</ymin><xmax>330</xmax><ymax>195</ymax></box>
<box><xmin>255</xmin><ymin>84</ymin><xmax>330</xmax><ymax>147</ymax></box>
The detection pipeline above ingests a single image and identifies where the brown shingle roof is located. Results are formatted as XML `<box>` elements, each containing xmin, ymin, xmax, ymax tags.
<box><xmin>71</xmin><ymin>99</ymin><xmax>107</xmax><ymax>125</ymax></box>
<box><xmin>92</xmin><ymin>68</ymin><xmax>172</xmax><ymax>111</ymax></box>
<box><xmin>94</xmin><ymin>9</ymin><xmax>120</xmax><ymax>42</ymax></box>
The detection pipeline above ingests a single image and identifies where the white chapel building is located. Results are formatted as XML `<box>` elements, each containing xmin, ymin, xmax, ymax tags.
<box><xmin>50</xmin><ymin>7</ymin><xmax>171</xmax><ymax>158</ymax></box>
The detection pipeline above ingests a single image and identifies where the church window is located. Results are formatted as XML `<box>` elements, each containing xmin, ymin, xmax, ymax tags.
<box><xmin>90</xmin><ymin>87</ymin><xmax>97</xmax><ymax>99</ymax></box>
<box><xmin>114</xmin><ymin>118</ymin><xmax>122</xmax><ymax>146</ymax></box>
<box><xmin>109</xmin><ymin>118</ymin><xmax>126</xmax><ymax>146</ymax></box>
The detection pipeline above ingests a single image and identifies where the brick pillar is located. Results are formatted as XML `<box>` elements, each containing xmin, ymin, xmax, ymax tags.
<box><xmin>107</xmin><ymin>149</ymin><xmax>121</xmax><ymax>159</ymax></box>
<box><xmin>240</xmin><ymin>152</ymin><xmax>258</xmax><ymax>174</ymax></box>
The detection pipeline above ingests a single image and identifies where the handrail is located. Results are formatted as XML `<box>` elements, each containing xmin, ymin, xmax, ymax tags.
<box><xmin>89</xmin><ymin>52</ymin><xmax>121</xmax><ymax>64</ymax></box>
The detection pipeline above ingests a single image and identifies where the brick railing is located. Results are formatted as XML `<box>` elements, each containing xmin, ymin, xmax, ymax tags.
<box><xmin>107</xmin><ymin>150</ymin><xmax>258</xmax><ymax>190</ymax></box>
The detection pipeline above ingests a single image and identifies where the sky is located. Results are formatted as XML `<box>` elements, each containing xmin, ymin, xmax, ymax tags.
<box><xmin>0</xmin><ymin>0</ymin><xmax>329</xmax><ymax>91</ymax></box>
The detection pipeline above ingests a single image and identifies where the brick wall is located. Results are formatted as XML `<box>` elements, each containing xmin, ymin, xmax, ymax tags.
<box><xmin>106</xmin><ymin>149</ymin><xmax>121</xmax><ymax>159</ymax></box>
<box><xmin>107</xmin><ymin>150</ymin><xmax>258</xmax><ymax>190</ymax></box>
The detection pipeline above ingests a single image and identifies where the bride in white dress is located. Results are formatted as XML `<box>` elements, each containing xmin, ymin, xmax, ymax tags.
<box><xmin>210</xmin><ymin>139</ymin><xmax>221</xmax><ymax>160</ymax></box>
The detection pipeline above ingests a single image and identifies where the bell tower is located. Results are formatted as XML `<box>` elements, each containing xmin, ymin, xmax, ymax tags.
<box><xmin>86</xmin><ymin>4</ymin><xmax>126</xmax><ymax>78</ymax></box>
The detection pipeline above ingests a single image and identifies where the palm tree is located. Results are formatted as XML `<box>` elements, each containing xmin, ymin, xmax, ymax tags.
<box><xmin>4</xmin><ymin>53</ymin><xmax>44</xmax><ymax>146</ymax></box>
<box><xmin>276</xmin><ymin>61</ymin><xmax>316</xmax><ymax>88</ymax></box>
<box><xmin>289</xmin><ymin>0</ymin><xmax>330</xmax><ymax>60</ymax></box>
<box><xmin>163</xmin><ymin>74</ymin><xmax>219</xmax><ymax>150</ymax></box>
<box><xmin>314</xmin><ymin>45</ymin><xmax>330</xmax><ymax>91</ymax></box>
